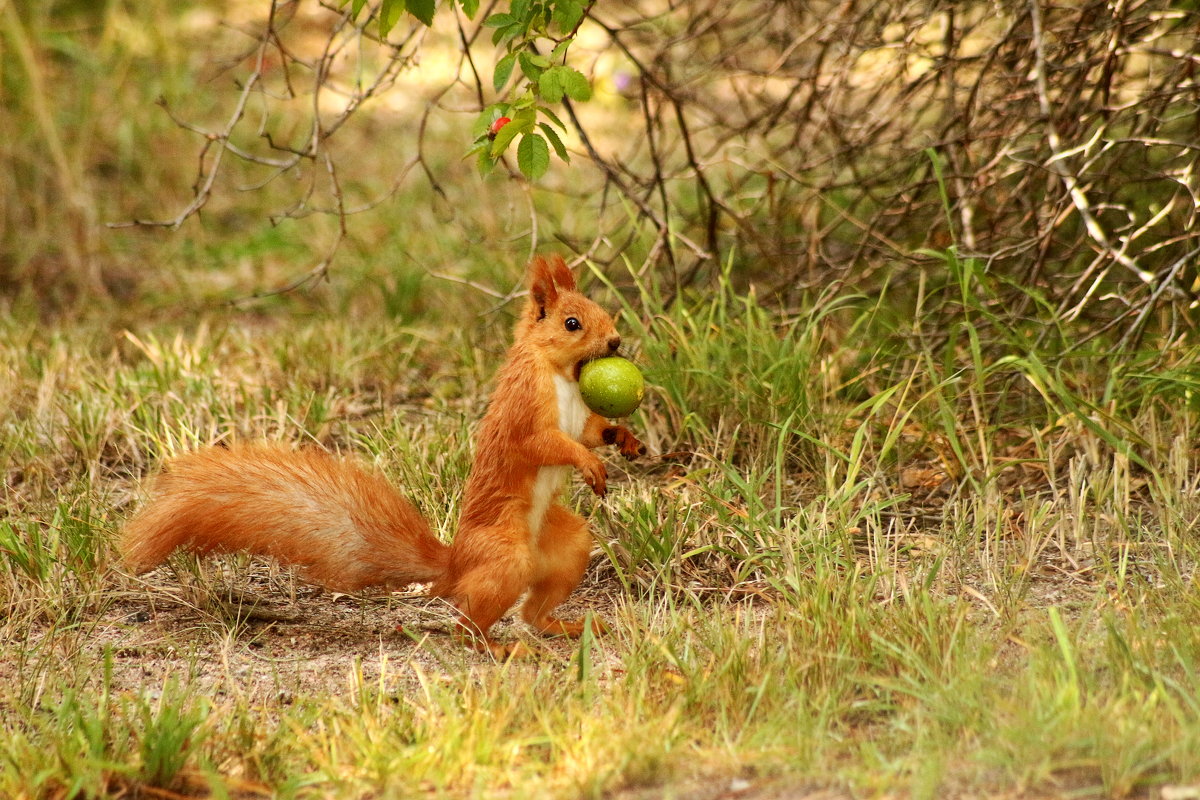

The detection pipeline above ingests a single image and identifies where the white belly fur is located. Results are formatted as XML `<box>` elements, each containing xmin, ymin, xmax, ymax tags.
<box><xmin>528</xmin><ymin>375</ymin><xmax>589</xmax><ymax>539</ymax></box>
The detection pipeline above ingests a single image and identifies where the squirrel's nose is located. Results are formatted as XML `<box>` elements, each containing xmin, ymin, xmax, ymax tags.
<box><xmin>607</xmin><ymin>335</ymin><xmax>621</xmax><ymax>354</ymax></box>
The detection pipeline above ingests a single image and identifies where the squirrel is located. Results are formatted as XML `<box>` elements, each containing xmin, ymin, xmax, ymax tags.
<box><xmin>119</xmin><ymin>255</ymin><xmax>646</xmax><ymax>657</ymax></box>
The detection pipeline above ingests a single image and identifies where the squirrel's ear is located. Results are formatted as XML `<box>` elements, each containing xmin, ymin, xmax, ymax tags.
<box><xmin>546</xmin><ymin>254</ymin><xmax>577</xmax><ymax>292</ymax></box>
<box><xmin>528</xmin><ymin>256</ymin><xmax>558</xmax><ymax>320</ymax></box>
<box><xmin>527</xmin><ymin>255</ymin><xmax>575</xmax><ymax>319</ymax></box>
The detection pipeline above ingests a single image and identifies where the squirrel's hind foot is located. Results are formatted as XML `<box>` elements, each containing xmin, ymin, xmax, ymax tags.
<box><xmin>459</xmin><ymin>632</ymin><xmax>535</xmax><ymax>660</ymax></box>
<box><xmin>527</xmin><ymin>615</ymin><xmax>608</xmax><ymax>638</ymax></box>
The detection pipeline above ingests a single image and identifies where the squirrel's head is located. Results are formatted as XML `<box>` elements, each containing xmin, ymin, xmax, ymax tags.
<box><xmin>517</xmin><ymin>255</ymin><xmax>621</xmax><ymax>379</ymax></box>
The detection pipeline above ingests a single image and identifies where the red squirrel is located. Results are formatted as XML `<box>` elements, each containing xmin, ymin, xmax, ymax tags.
<box><xmin>120</xmin><ymin>255</ymin><xmax>645</xmax><ymax>656</ymax></box>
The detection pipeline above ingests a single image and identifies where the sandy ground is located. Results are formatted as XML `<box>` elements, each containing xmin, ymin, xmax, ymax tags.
<box><xmin>89</xmin><ymin>558</ymin><xmax>620</xmax><ymax>701</ymax></box>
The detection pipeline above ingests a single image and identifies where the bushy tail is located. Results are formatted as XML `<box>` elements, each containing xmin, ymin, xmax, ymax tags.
<box><xmin>120</xmin><ymin>443</ymin><xmax>449</xmax><ymax>592</ymax></box>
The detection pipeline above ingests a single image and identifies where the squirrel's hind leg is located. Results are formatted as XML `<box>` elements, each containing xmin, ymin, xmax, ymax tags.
<box><xmin>448</xmin><ymin>536</ymin><xmax>534</xmax><ymax>656</ymax></box>
<box><xmin>520</xmin><ymin>505</ymin><xmax>607</xmax><ymax>638</ymax></box>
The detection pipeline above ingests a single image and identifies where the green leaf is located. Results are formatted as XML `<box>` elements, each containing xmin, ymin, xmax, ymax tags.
<box><xmin>518</xmin><ymin>51</ymin><xmax>546</xmax><ymax>81</ymax></box>
<box><xmin>510</xmin><ymin>90</ymin><xmax>537</xmax><ymax>110</ymax></box>
<box><xmin>493</xmin><ymin>52</ymin><xmax>517</xmax><ymax>93</ymax></box>
<box><xmin>351</xmin><ymin>0</ymin><xmax>369</xmax><ymax>19</ymax></box>
<box><xmin>539</xmin><ymin>66</ymin><xmax>590</xmax><ymax>103</ymax></box>
<box><xmin>380</xmin><ymin>0</ymin><xmax>406</xmax><ymax>35</ymax></box>
<box><xmin>539</xmin><ymin>68</ymin><xmax>565</xmax><ymax>103</ymax></box>
<box><xmin>408</xmin><ymin>0</ymin><xmax>436</xmax><ymax>26</ymax></box>
<box><xmin>549</xmin><ymin>40</ymin><xmax>571</xmax><ymax>63</ymax></box>
<box><xmin>552</xmin><ymin>0</ymin><xmax>584</xmax><ymax>32</ymax></box>
<box><xmin>477</xmin><ymin>145</ymin><xmax>497</xmax><ymax>175</ymax></box>
<box><xmin>458</xmin><ymin>0</ymin><xmax>480</xmax><ymax>18</ymax></box>
<box><xmin>474</xmin><ymin>104</ymin><xmax>508</xmax><ymax>138</ymax></box>
<box><xmin>561</xmin><ymin>66</ymin><xmax>592</xmax><ymax>101</ymax></box>
<box><xmin>539</xmin><ymin>122</ymin><xmax>569</xmax><ymax>162</ymax></box>
<box><xmin>517</xmin><ymin>133</ymin><xmax>550</xmax><ymax>180</ymax></box>
<box><xmin>483</xmin><ymin>12</ymin><xmax>516</xmax><ymax>27</ymax></box>
<box><xmin>537</xmin><ymin>105</ymin><xmax>567</xmax><ymax>129</ymax></box>
<box><xmin>489</xmin><ymin>111</ymin><xmax>529</xmax><ymax>157</ymax></box>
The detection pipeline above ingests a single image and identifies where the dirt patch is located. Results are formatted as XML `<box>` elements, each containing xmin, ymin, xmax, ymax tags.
<box><xmin>89</xmin><ymin>559</ymin><xmax>615</xmax><ymax>701</ymax></box>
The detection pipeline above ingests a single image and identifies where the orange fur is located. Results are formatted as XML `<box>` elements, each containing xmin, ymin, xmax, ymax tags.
<box><xmin>120</xmin><ymin>255</ymin><xmax>645</xmax><ymax>656</ymax></box>
<box><xmin>120</xmin><ymin>444</ymin><xmax>447</xmax><ymax>592</ymax></box>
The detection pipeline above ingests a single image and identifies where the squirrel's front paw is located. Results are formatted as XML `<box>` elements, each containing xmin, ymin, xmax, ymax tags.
<box><xmin>579</xmin><ymin>455</ymin><xmax>608</xmax><ymax>497</ymax></box>
<box><xmin>603</xmin><ymin>425</ymin><xmax>647</xmax><ymax>460</ymax></box>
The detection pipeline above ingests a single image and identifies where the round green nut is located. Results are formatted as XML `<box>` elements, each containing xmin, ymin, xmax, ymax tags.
<box><xmin>579</xmin><ymin>357</ymin><xmax>644</xmax><ymax>418</ymax></box>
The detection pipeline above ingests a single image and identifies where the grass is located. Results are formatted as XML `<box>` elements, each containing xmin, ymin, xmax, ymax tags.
<box><xmin>4</xmin><ymin>4</ymin><xmax>1200</xmax><ymax>799</ymax></box>
<box><xmin>3</xmin><ymin>249</ymin><xmax>1200</xmax><ymax>798</ymax></box>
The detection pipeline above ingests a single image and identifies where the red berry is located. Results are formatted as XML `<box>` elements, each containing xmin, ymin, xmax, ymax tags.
<box><xmin>490</xmin><ymin>116</ymin><xmax>511</xmax><ymax>135</ymax></box>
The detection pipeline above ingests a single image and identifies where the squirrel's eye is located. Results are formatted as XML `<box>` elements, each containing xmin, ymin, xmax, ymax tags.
<box><xmin>564</xmin><ymin>317</ymin><xmax>582</xmax><ymax>332</ymax></box>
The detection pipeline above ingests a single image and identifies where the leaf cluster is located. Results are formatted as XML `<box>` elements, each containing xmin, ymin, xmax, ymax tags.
<box><xmin>469</xmin><ymin>1</ymin><xmax>593</xmax><ymax>179</ymax></box>
<box><xmin>339</xmin><ymin>0</ymin><xmax>592</xmax><ymax>181</ymax></box>
<box><xmin>342</xmin><ymin>0</ymin><xmax>450</xmax><ymax>32</ymax></box>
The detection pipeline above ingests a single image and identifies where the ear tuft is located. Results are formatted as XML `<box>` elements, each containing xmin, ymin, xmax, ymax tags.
<box><xmin>546</xmin><ymin>254</ymin><xmax>576</xmax><ymax>292</ymax></box>
<box><xmin>527</xmin><ymin>254</ymin><xmax>576</xmax><ymax>316</ymax></box>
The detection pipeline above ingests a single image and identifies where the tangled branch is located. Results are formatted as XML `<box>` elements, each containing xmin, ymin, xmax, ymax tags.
<box><xmin>119</xmin><ymin>0</ymin><xmax>1199</xmax><ymax>338</ymax></box>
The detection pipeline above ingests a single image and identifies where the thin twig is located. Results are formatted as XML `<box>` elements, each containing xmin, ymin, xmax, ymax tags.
<box><xmin>1029</xmin><ymin>0</ymin><xmax>1155</xmax><ymax>313</ymax></box>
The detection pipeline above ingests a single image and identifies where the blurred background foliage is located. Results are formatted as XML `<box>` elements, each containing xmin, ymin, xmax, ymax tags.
<box><xmin>1</xmin><ymin>0</ymin><xmax>1198</xmax><ymax>341</ymax></box>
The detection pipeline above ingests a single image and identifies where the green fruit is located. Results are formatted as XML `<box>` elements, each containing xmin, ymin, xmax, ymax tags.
<box><xmin>579</xmin><ymin>357</ymin><xmax>644</xmax><ymax>418</ymax></box>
